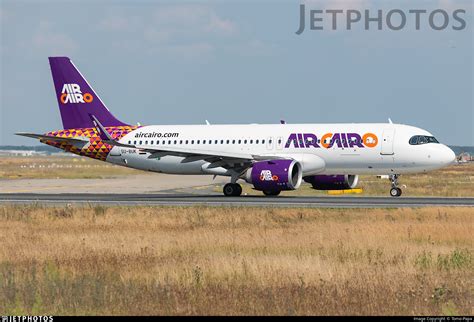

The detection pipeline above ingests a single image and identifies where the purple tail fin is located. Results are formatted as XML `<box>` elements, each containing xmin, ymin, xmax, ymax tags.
<box><xmin>49</xmin><ymin>57</ymin><xmax>128</xmax><ymax>129</ymax></box>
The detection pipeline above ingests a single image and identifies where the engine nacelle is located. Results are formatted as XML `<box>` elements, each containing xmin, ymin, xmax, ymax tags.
<box><xmin>304</xmin><ymin>175</ymin><xmax>359</xmax><ymax>190</ymax></box>
<box><xmin>245</xmin><ymin>159</ymin><xmax>302</xmax><ymax>191</ymax></box>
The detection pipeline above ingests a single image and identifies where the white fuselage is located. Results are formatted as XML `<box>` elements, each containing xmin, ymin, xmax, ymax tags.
<box><xmin>105</xmin><ymin>123</ymin><xmax>455</xmax><ymax>178</ymax></box>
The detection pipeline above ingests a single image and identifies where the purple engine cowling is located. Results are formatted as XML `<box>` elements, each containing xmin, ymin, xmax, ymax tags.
<box><xmin>245</xmin><ymin>159</ymin><xmax>302</xmax><ymax>191</ymax></box>
<box><xmin>304</xmin><ymin>175</ymin><xmax>359</xmax><ymax>190</ymax></box>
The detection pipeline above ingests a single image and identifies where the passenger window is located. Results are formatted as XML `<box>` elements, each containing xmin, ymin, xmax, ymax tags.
<box><xmin>133</xmin><ymin>141</ymin><xmax>136</xmax><ymax>145</ymax></box>
<box><xmin>186</xmin><ymin>140</ymin><xmax>189</xmax><ymax>144</ymax></box>
<box><xmin>191</xmin><ymin>140</ymin><xmax>194</xmax><ymax>144</ymax></box>
<box><xmin>256</xmin><ymin>140</ymin><xmax>259</xmax><ymax>144</ymax></box>
<box><xmin>250</xmin><ymin>140</ymin><xmax>253</xmax><ymax>144</ymax></box>
<box><xmin>232</xmin><ymin>140</ymin><xmax>235</xmax><ymax>144</ymax></box>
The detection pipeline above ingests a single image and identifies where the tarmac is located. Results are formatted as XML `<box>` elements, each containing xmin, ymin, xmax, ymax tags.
<box><xmin>0</xmin><ymin>193</ymin><xmax>472</xmax><ymax>208</ymax></box>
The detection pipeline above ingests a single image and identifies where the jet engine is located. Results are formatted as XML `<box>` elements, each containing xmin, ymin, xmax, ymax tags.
<box><xmin>244</xmin><ymin>159</ymin><xmax>302</xmax><ymax>191</ymax></box>
<box><xmin>303</xmin><ymin>175</ymin><xmax>359</xmax><ymax>190</ymax></box>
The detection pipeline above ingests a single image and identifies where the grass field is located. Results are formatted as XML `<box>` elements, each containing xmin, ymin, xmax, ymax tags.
<box><xmin>0</xmin><ymin>205</ymin><xmax>472</xmax><ymax>315</ymax></box>
<box><xmin>0</xmin><ymin>156</ymin><xmax>138</xmax><ymax>179</ymax></box>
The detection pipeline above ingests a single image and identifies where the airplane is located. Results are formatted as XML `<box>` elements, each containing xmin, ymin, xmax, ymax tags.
<box><xmin>17</xmin><ymin>57</ymin><xmax>456</xmax><ymax>197</ymax></box>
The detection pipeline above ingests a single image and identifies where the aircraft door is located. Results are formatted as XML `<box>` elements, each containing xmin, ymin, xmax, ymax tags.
<box><xmin>380</xmin><ymin>128</ymin><xmax>395</xmax><ymax>155</ymax></box>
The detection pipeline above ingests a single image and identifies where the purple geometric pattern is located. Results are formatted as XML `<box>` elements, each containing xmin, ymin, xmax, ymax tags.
<box><xmin>43</xmin><ymin>126</ymin><xmax>138</xmax><ymax>161</ymax></box>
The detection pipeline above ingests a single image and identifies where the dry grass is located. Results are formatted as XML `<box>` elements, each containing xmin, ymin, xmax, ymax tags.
<box><xmin>0</xmin><ymin>205</ymin><xmax>472</xmax><ymax>315</ymax></box>
<box><xmin>0</xmin><ymin>156</ymin><xmax>137</xmax><ymax>179</ymax></box>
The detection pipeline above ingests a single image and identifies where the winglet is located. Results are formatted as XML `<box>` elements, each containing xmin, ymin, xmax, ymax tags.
<box><xmin>89</xmin><ymin>114</ymin><xmax>136</xmax><ymax>148</ymax></box>
<box><xmin>90</xmin><ymin>114</ymin><xmax>113</xmax><ymax>141</ymax></box>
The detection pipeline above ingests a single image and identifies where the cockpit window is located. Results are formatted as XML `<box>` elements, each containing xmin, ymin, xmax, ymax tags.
<box><xmin>418</xmin><ymin>136</ymin><xmax>428</xmax><ymax>144</ymax></box>
<box><xmin>409</xmin><ymin>136</ymin><xmax>418</xmax><ymax>145</ymax></box>
<box><xmin>409</xmin><ymin>135</ymin><xmax>439</xmax><ymax>145</ymax></box>
<box><xmin>426</xmin><ymin>136</ymin><xmax>439</xmax><ymax>143</ymax></box>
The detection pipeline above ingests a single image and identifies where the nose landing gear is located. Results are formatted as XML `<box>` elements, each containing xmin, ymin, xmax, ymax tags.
<box><xmin>389</xmin><ymin>174</ymin><xmax>402</xmax><ymax>197</ymax></box>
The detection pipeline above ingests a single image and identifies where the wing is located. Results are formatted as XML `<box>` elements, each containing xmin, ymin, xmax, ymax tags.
<box><xmin>89</xmin><ymin>115</ymin><xmax>282</xmax><ymax>170</ymax></box>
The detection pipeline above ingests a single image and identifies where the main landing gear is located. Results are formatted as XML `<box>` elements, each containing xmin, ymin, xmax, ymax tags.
<box><xmin>263</xmin><ymin>190</ymin><xmax>281</xmax><ymax>196</ymax></box>
<box><xmin>389</xmin><ymin>174</ymin><xmax>402</xmax><ymax>197</ymax></box>
<box><xmin>223</xmin><ymin>183</ymin><xmax>242</xmax><ymax>197</ymax></box>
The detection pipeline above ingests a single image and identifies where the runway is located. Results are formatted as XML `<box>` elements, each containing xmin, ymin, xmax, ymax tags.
<box><xmin>0</xmin><ymin>193</ymin><xmax>473</xmax><ymax>208</ymax></box>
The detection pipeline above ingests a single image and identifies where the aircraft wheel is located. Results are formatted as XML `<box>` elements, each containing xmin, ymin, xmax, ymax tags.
<box><xmin>235</xmin><ymin>184</ymin><xmax>242</xmax><ymax>196</ymax></box>
<box><xmin>390</xmin><ymin>187</ymin><xmax>402</xmax><ymax>197</ymax></box>
<box><xmin>223</xmin><ymin>183</ymin><xmax>242</xmax><ymax>197</ymax></box>
<box><xmin>263</xmin><ymin>190</ymin><xmax>281</xmax><ymax>196</ymax></box>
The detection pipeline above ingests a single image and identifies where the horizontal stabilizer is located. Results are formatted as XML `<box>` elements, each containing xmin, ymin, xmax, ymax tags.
<box><xmin>15</xmin><ymin>133</ymin><xmax>90</xmax><ymax>149</ymax></box>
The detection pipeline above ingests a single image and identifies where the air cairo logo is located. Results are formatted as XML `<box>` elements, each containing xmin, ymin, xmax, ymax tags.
<box><xmin>260</xmin><ymin>170</ymin><xmax>279</xmax><ymax>182</ymax></box>
<box><xmin>285</xmin><ymin>132</ymin><xmax>379</xmax><ymax>149</ymax></box>
<box><xmin>60</xmin><ymin>84</ymin><xmax>93</xmax><ymax>104</ymax></box>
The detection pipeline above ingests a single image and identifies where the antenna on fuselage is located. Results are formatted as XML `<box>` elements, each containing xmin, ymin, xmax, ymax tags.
<box><xmin>205</xmin><ymin>120</ymin><xmax>211</xmax><ymax>125</ymax></box>
<box><xmin>388</xmin><ymin>118</ymin><xmax>393</xmax><ymax>124</ymax></box>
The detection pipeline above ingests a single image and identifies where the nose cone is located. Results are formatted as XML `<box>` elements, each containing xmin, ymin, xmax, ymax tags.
<box><xmin>439</xmin><ymin>145</ymin><xmax>456</xmax><ymax>166</ymax></box>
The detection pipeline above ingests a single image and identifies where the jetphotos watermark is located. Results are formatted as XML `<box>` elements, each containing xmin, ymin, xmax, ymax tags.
<box><xmin>295</xmin><ymin>4</ymin><xmax>468</xmax><ymax>34</ymax></box>
<box><xmin>2</xmin><ymin>317</ymin><xmax>53</xmax><ymax>322</ymax></box>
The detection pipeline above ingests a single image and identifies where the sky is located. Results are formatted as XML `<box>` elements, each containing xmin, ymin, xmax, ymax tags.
<box><xmin>1</xmin><ymin>0</ymin><xmax>473</xmax><ymax>146</ymax></box>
